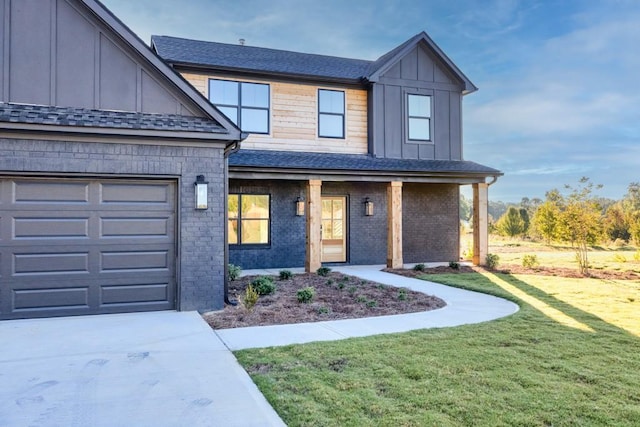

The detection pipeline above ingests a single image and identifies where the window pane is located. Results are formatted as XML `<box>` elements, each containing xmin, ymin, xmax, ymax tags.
<box><xmin>409</xmin><ymin>117</ymin><xmax>430</xmax><ymax>140</ymax></box>
<box><xmin>322</xmin><ymin>219</ymin><xmax>333</xmax><ymax>239</ymax></box>
<box><xmin>209</xmin><ymin>80</ymin><xmax>238</xmax><ymax>105</ymax></box>
<box><xmin>228</xmin><ymin>219</ymin><xmax>238</xmax><ymax>244</ymax></box>
<box><xmin>241</xmin><ymin>83</ymin><xmax>269</xmax><ymax>108</ymax></box>
<box><xmin>241</xmin><ymin>108</ymin><xmax>268</xmax><ymax>133</ymax></box>
<box><xmin>241</xmin><ymin>219</ymin><xmax>269</xmax><ymax>244</ymax></box>
<box><xmin>319</xmin><ymin>90</ymin><xmax>344</xmax><ymax>114</ymax></box>
<box><xmin>408</xmin><ymin>94</ymin><xmax>430</xmax><ymax>117</ymax></box>
<box><xmin>228</xmin><ymin>194</ymin><xmax>239</xmax><ymax>218</ymax></box>
<box><xmin>332</xmin><ymin>200</ymin><xmax>343</xmax><ymax>219</ymax></box>
<box><xmin>319</xmin><ymin>114</ymin><xmax>344</xmax><ymax>138</ymax></box>
<box><xmin>218</xmin><ymin>106</ymin><xmax>238</xmax><ymax>125</ymax></box>
<box><xmin>241</xmin><ymin>195</ymin><xmax>269</xmax><ymax>218</ymax></box>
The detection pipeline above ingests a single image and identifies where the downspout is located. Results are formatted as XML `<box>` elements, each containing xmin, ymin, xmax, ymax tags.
<box><xmin>222</xmin><ymin>137</ymin><xmax>244</xmax><ymax>305</ymax></box>
<box><xmin>487</xmin><ymin>175</ymin><xmax>499</xmax><ymax>186</ymax></box>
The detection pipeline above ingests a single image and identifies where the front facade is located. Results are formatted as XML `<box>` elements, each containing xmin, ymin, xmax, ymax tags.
<box><xmin>153</xmin><ymin>33</ymin><xmax>501</xmax><ymax>271</ymax></box>
<box><xmin>0</xmin><ymin>0</ymin><xmax>242</xmax><ymax>319</ymax></box>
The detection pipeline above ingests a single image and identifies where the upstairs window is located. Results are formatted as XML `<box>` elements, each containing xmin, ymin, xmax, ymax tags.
<box><xmin>407</xmin><ymin>94</ymin><xmax>432</xmax><ymax>141</ymax></box>
<box><xmin>318</xmin><ymin>89</ymin><xmax>345</xmax><ymax>138</ymax></box>
<box><xmin>228</xmin><ymin>194</ymin><xmax>270</xmax><ymax>245</ymax></box>
<box><xmin>209</xmin><ymin>79</ymin><xmax>270</xmax><ymax>134</ymax></box>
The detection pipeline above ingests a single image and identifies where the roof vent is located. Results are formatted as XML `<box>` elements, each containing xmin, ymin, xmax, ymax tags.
<box><xmin>239</xmin><ymin>38</ymin><xmax>245</xmax><ymax>46</ymax></box>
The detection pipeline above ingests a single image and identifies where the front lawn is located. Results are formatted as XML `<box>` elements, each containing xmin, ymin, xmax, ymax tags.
<box><xmin>235</xmin><ymin>271</ymin><xmax>640</xmax><ymax>426</ymax></box>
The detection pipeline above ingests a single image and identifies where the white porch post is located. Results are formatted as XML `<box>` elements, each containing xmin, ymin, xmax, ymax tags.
<box><xmin>472</xmin><ymin>182</ymin><xmax>489</xmax><ymax>266</ymax></box>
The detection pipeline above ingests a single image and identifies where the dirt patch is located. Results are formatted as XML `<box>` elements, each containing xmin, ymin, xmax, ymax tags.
<box><xmin>203</xmin><ymin>272</ymin><xmax>445</xmax><ymax>329</ymax></box>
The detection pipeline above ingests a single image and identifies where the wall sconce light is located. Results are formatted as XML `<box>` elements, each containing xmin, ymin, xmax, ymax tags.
<box><xmin>295</xmin><ymin>196</ymin><xmax>305</xmax><ymax>216</ymax></box>
<box><xmin>364</xmin><ymin>197</ymin><xmax>374</xmax><ymax>216</ymax></box>
<box><xmin>194</xmin><ymin>175</ymin><xmax>208</xmax><ymax>210</ymax></box>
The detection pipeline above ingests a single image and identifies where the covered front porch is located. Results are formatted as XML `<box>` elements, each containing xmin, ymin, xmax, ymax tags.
<box><xmin>227</xmin><ymin>150</ymin><xmax>500</xmax><ymax>272</ymax></box>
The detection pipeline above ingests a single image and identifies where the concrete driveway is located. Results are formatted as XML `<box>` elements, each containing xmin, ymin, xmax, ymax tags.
<box><xmin>0</xmin><ymin>311</ymin><xmax>285</xmax><ymax>427</ymax></box>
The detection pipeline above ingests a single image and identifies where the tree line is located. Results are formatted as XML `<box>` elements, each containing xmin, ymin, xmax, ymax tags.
<box><xmin>460</xmin><ymin>179</ymin><xmax>640</xmax><ymax>275</ymax></box>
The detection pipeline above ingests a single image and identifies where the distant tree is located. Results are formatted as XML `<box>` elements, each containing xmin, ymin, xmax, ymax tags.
<box><xmin>532</xmin><ymin>200</ymin><xmax>561</xmax><ymax>243</ymax></box>
<box><xmin>519</xmin><ymin>208</ymin><xmax>530</xmax><ymax>235</ymax></box>
<box><xmin>603</xmin><ymin>203</ymin><xmax>630</xmax><ymax>242</ymax></box>
<box><xmin>555</xmin><ymin>178</ymin><xmax>603</xmax><ymax>275</ymax></box>
<box><xmin>459</xmin><ymin>193</ymin><xmax>472</xmax><ymax>222</ymax></box>
<box><xmin>488</xmin><ymin>200</ymin><xmax>508</xmax><ymax>222</ymax></box>
<box><xmin>496</xmin><ymin>206</ymin><xmax>526</xmax><ymax>238</ymax></box>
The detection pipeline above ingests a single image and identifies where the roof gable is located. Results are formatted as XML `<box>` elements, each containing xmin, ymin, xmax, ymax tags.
<box><xmin>0</xmin><ymin>0</ymin><xmax>241</xmax><ymax>140</ymax></box>
<box><xmin>367</xmin><ymin>32</ymin><xmax>477</xmax><ymax>94</ymax></box>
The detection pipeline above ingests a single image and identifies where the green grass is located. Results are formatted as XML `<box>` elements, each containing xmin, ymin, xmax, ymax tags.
<box><xmin>235</xmin><ymin>272</ymin><xmax>640</xmax><ymax>426</ymax></box>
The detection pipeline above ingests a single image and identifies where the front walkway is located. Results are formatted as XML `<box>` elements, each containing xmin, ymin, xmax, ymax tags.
<box><xmin>216</xmin><ymin>265</ymin><xmax>519</xmax><ymax>350</ymax></box>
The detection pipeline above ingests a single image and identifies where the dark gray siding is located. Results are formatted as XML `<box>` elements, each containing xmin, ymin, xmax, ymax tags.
<box><xmin>372</xmin><ymin>44</ymin><xmax>464</xmax><ymax>161</ymax></box>
<box><xmin>403</xmin><ymin>183</ymin><xmax>459</xmax><ymax>263</ymax></box>
<box><xmin>229</xmin><ymin>180</ymin><xmax>388</xmax><ymax>269</ymax></box>
<box><xmin>0</xmin><ymin>0</ymin><xmax>197</xmax><ymax>115</ymax></box>
<box><xmin>0</xmin><ymin>137</ymin><xmax>227</xmax><ymax>314</ymax></box>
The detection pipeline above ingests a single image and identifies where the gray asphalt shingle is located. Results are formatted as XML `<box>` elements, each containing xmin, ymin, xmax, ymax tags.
<box><xmin>0</xmin><ymin>103</ymin><xmax>227</xmax><ymax>133</ymax></box>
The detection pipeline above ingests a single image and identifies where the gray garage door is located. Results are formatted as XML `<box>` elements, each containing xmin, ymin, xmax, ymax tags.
<box><xmin>0</xmin><ymin>177</ymin><xmax>177</xmax><ymax>319</ymax></box>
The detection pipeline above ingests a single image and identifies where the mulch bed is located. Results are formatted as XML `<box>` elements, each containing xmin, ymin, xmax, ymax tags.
<box><xmin>203</xmin><ymin>272</ymin><xmax>445</xmax><ymax>329</ymax></box>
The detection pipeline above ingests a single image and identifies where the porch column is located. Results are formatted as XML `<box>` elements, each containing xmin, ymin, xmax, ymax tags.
<box><xmin>305</xmin><ymin>179</ymin><xmax>322</xmax><ymax>272</ymax></box>
<box><xmin>387</xmin><ymin>181</ymin><xmax>403</xmax><ymax>269</ymax></box>
<box><xmin>472</xmin><ymin>182</ymin><xmax>489</xmax><ymax>266</ymax></box>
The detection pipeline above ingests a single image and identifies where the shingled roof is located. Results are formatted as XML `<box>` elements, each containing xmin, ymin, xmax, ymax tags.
<box><xmin>152</xmin><ymin>32</ymin><xmax>476</xmax><ymax>92</ymax></box>
<box><xmin>229</xmin><ymin>149</ymin><xmax>501</xmax><ymax>177</ymax></box>
<box><xmin>0</xmin><ymin>103</ymin><xmax>228</xmax><ymax>134</ymax></box>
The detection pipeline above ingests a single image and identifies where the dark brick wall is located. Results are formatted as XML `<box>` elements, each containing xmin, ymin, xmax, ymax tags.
<box><xmin>0</xmin><ymin>137</ymin><xmax>227</xmax><ymax>312</ymax></box>
<box><xmin>229</xmin><ymin>179</ymin><xmax>306</xmax><ymax>269</ymax></box>
<box><xmin>403</xmin><ymin>183</ymin><xmax>459</xmax><ymax>263</ymax></box>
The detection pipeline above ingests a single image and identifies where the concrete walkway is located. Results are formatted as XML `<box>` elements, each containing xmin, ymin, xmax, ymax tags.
<box><xmin>216</xmin><ymin>265</ymin><xmax>519</xmax><ymax>350</ymax></box>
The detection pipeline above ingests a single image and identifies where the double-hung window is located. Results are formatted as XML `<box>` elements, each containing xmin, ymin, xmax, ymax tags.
<box><xmin>407</xmin><ymin>93</ymin><xmax>432</xmax><ymax>141</ymax></box>
<box><xmin>209</xmin><ymin>79</ymin><xmax>270</xmax><ymax>134</ymax></box>
<box><xmin>228</xmin><ymin>194</ymin><xmax>270</xmax><ymax>245</ymax></box>
<box><xmin>318</xmin><ymin>89</ymin><xmax>345</xmax><ymax>138</ymax></box>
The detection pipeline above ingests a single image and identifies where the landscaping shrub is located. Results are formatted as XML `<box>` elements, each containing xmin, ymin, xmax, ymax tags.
<box><xmin>228</xmin><ymin>264</ymin><xmax>242</xmax><ymax>281</ymax></box>
<box><xmin>398</xmin><ymin>289</ymin><xmax>408</xmax><ymax>301</ymax></box>
<box><xmin>522</xmin><ymin>254</ymin><xmax>540</xmax><ymax>268</ymax></box>
<box><xmin>449</xmin><ymin>261</ymin><xmax>460</xmax><ymax>269</ymax></box>
<box><xmin>317</xmin><ymin>266</ymin><xmax>332</xmax><ymax>276</ymax></box>
<box><xmin>613</xmin><ymin>253</ymin><xmax>627</xmax><ymax>263</ymax></box>
<box><xmin>279</xmin><ymin>270</ymin><xmax>293</xmax><ymax>280</ymax></box>
<box><xmin>486</xmin><ymin>253</ymin><xmax>500</xmax><ymax>269</ymax></box>
<box><xmin>241</xmin><ymin>285</ymin><xmax>259</xmax><ymax>311</ymax></box>
<box><xmin>296</xmin><ymin>287</ymin><xmax>315</xmax><ymax>303</ymax></box>
<box><xmin>413</xmin><ymin>263</ymin><xmax>426</xmax><ymax>271</ymax></box>
<box><xmin>251</xmin><ymin>276</ymin><xmax>276</xmax><ymax>295</ymax></box>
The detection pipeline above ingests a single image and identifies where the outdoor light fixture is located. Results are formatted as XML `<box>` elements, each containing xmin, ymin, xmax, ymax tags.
<box><xmin>295</xmin><ymin>196</ymin><xmax>305</xmax><ymax>216</ymax></box>
<box><xmin>364</xmin><ymin>197</ymin><xmax>374</xmax><ymax>216</ymax></box>
<box><xmin>194</xmin><ymin>175</ymin><xmax>208</xmax><ymax>210</ymax></box>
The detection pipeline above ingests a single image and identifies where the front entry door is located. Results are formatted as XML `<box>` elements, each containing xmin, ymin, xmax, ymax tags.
<box><xmin>321</xmin><ymin>196</ymin><xmax>347</xmax><ymax>263</ymax></box>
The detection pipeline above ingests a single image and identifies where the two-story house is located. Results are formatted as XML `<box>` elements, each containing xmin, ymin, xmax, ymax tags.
<box><xmin>152</xmin><ymin>33</ymin><xmax>501</xmax><ymax>272</ymax></box>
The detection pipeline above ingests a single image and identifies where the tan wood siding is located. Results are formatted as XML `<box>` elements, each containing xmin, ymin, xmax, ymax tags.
<box><xmin>181</xmin><ymin>72</ymin><xmax>368</xmax><ymax>154</ymax></box>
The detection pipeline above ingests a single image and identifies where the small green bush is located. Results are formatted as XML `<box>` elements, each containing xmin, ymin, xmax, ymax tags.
<box><xmin>613</xmin><ymin>253</ymin><xmax>627</xmax><ymax>263</ymax></box>
<box><xmin>356</xmin><ymin>295</ymin><xmax>367</xmax><ymax>303</ymax></box>
<box><xmin>486</xmin><ymin>253</ymin><xmax>500</xmax><ymax>269</ymax></box>
<box><xmin>522</xmin><ymin>254</ymin><xmax>540</xmax><ymax>268</ymax></box>
<box><xmin>251</xmin><ymin>276</ymin><xmax>276</xmax><ymax>295</ymax></box>
<box><xmin>413</xmin><ymin>263</ymin><xmax>426</xmax><ymax>271</ymax></box>
<box><xmin>279</xmin><ymin>270</ymin><xmax>293</xmax><ymax>280</ymax></box>
<box><xmin>317</xmin><ymin>267</ymin><xmax>332</xmax><ymax>277</ymax></box>
<box><xmin>228</xmin><ymin>264</ymin><xmax>242</xmax><ymax>281</ymax></box>
<box><xmin>449</xmin><ymin>261</ymin><xmax>460</xmax><ymax>269</ymax></box>
<box><xmin>325</xmin><ymin>279</ymin><xmax>334</xmax><ymax>285</ymax></box>
<box><xmin>241</xmin><ymin>285</ymin><xmax>259</xmax><ymax>311</ymax></box>
<box><xmin>296</xmin><ymin>287</ymin><xmax>315</xmax><ymax>303</ymax></box>
<box><xmin>398</xmin><ymin>289</ymin><xmax>408</xmax><ymax>301</ymax></box>
<box><xmin>366</xmin><ymin>300</ymin><xmax>378</xmax><ymax>308</ymax></box>
<box><xmin>316</xmin><ymin>305</ymin><xmax>330</xmax><ymax>315</ymax></box>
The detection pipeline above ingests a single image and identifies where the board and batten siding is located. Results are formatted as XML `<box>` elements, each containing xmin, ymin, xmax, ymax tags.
<box><xmin>181</xmin><ymin>72</ymin><xmax>368</xmax><ymax>154</ymax></box>
<box><xmin>371</xmin><ymin>43</ymin><xmax>464</xmax><ymax>161</ymax></box>
<box><xmin>0</xmin><ymin>0</ymin><xmax>197</xmax><ymax>115</ymax></box>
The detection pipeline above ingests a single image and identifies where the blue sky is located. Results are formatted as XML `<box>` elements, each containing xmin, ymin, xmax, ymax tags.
<box><xmin>102</xmin><ymin>0</ymin><xmax>640</xmax><ymax>203</ymax></box>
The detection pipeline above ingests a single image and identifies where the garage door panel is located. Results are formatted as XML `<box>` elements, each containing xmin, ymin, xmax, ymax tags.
<box><xmin>14</xmin><ymin>217</ymin><xmax>90</xmax><ymax>239</ymax></box>
<box><xmin>13</xmin><ymin>180</ymin><xmax>90</xmax><ymax>204</ymax></box>
<box><xmin>13</xmin><ymin>286</ymin><xmax>89</xmax><ymax>311</ymax></box>
<box><xmin>13</xmin><ymin>252</ymin><xmax>90</xmax><ymax>275</ymax></box>
<box><xmin>1</xmin><ymin>177</ymin><xmax>177</xmax><ymax>319</ymax></box>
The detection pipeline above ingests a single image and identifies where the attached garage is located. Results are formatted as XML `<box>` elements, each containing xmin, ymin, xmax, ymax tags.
<box><xmin>0</xmin><ymin>0</ymin><xmax>243</xmax><ymax>319</ymax></box>
<box><xmin>0</xmin><ymin>177</ymin><xmax>177</xmax><ymax>319</ymax></box>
